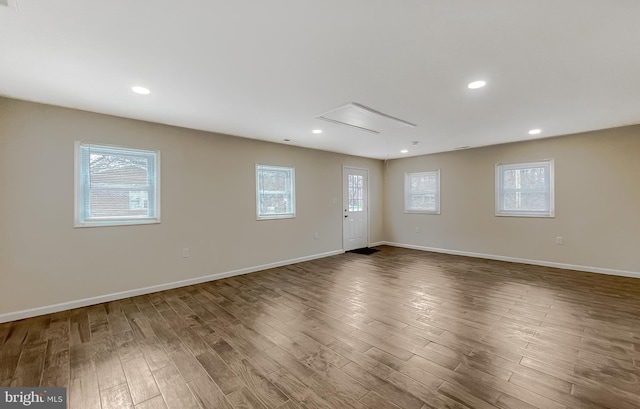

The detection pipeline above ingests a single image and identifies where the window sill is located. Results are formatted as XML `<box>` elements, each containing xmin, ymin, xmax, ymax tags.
<box><xmin>257</xmin><ymin>214</ymin><xmax>296</xmax><ymax>221</ymax></box>
<box><xmin>495</xmin><ymin>212</ymin><xmax>554</xmax><ymax>218</ymax></box>
<box><xmin>405</xmin><ymin>210</ymin><xmax>440</xmax><ymax>215</ymax></box>
<box><xmin>74</xmin><ymin>219</ymin><xmax>161</xmax><ymax>228</ymax></box>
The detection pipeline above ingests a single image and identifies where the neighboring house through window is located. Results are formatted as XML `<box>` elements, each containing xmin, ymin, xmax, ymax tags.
<box><xmin>256</xmin><ymin>164</ymin><xmax>295</xmax><ymax>219</ymax></box>
<box><xmin>405</xmin><ymin>170</ymin><xmax>440</xmax><ymax>214</ymax></box>
<box><xmin>75</xmin><ymin>142</ymin><xmax>160</xmax><ymax>227</ymax></box>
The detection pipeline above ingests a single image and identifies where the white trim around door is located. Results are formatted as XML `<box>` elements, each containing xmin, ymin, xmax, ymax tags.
<box><xmin>343</xmin><ymin>166</ymin><xmax>370</xmax><ymax>251</ymax></box>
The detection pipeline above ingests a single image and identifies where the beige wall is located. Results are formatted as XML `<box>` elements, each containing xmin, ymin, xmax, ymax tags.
<box><xmin>384</xmin><ymin>125</ymin><xmax>640</xmax><ymax>273</ymax></box>
<box><xmin>2</xmin><ymin>96</ymin><xmax>639</xmax><ymax>317</ymax></box>
<box><xmin>0</xmin><ymin>98</ymin><xmax>384</xmax><ymax>315</ymax></box>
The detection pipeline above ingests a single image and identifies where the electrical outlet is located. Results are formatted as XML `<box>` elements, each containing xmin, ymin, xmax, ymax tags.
<box><xmin>182</xmin><ymin>248</ymin><xmax>190</xmax><ymax>258</ymax></box>
<box><xmin>555</xmin><ymin>236</ymin><xmax>564</xmax><ymax>245</ymax></box>
<box><xmin>314</xmin><ymin>232</ymin><xmax>319</xmax><ymax>240</ymax></box>
<box><xmin>332</xmin><ymin>197</ymin><xmax>337</xmax><ymax>204</ymax></box>
<box><xmin>415</xmin><ymin>226</ymin><xmax>420</xmax><ymax>234</ymax></box>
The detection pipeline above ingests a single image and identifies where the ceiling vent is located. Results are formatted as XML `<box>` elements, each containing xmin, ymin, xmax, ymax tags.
<box><xmin>316</xmin><ymin>103</ymin><xmax>416</xmax><ymax>134</ymax></box>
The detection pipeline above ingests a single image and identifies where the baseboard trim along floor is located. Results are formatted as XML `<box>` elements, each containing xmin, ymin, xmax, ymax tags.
<box><xmin>377</xmin><ymin>241</ymin><xmax>640</xmax><ymax>279</ymax></box>
<box><xmin>3</xmin><ymin>242</ymin><xmax>638</xmax><ymax>323</ymax></box>
<box><xmin>0</xmin><ymin>249</ymin><xmax>344</xmax><ymax>323</ymax></box>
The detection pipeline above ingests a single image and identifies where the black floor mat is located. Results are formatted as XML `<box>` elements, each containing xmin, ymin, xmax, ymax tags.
<box><xmin>347</xmin><ymin>247</ymin><xmax>380</xmax><ymax>255</ymax></box>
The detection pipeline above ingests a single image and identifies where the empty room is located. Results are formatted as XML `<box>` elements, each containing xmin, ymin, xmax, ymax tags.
<box><xmin>1</xmin><ymin>1</ymin><xmax>639</xmax><ymax>409</ymax></box>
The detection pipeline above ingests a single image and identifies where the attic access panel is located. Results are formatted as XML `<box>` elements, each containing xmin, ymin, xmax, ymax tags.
<box><xmin>316</xmin><ymin>103</ymin><xmax>416</xmax><ymax>134</ymax></box>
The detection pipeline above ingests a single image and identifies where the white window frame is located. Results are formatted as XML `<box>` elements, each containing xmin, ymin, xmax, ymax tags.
<box><xmin>74</xmin><ymin>142</ymin><xmax>161</xmax><ymax>227</ymax></box>
<box><xmin>404</xmin><ymin>170</ymin><xmax>441</xmax><ymax>214</ymax></box>
<box><xmin>495</xmin><ymin>159</ymin><xmax>554</xmax><ymax>217</ymax></box>
<box><xmin>256</xmin><ymin>164</ymin><xmax>296</xmax><ymax>220</ymax></box>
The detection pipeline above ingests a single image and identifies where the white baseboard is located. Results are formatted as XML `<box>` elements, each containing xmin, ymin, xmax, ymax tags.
<box><xmin>378</xmin><ymin>241</ymin><xmax>640</xmax><ymax>279</ymax></box>
<box><xmin>4</xmin><ymin>244</ymin><xmax>636</xmax><ymax>323</ymax></box>
<box><xmin>0</xmin><ymin>249</ymin><xmax>344</xmax><ymax>324</ymax></box>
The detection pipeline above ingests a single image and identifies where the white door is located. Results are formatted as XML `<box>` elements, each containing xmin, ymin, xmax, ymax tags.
<box><xmin>343</xmin><ymin>167</ymin><xmax>369</xmax><ymax>251</ymax></box>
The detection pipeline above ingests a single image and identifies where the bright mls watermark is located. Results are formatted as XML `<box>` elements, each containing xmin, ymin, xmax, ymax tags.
<box><xmin>0</xmin><ymin>388</ymin><xmax>66</xmax><ymax>408</ymax></box>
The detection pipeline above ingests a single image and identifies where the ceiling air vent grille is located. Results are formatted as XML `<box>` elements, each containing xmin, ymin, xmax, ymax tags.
<box><xmin>316</xmin><ymin>103</ymin><xmax>416</xmax><ymax>134</ymax></box>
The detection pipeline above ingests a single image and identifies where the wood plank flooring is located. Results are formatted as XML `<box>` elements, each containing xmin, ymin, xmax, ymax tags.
<box><xmin>1</xmin><ymin>246</ymin><xmax>639</xmax><ymax>409</ymax></box>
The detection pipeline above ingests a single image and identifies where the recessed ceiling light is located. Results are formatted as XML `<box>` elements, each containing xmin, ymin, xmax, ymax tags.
<box><xmin>467</xmin><ymin>80</ymin><xmax>486</xmax><ymax>89</ymax></box>
<box><xmin>528</xmin><ymin>129</ymin><xmax>542</xmax><ymax>135</ymax></box>
<box><xmin>400</xmin><ymin>149</ymin><xmax>409</xmax><ymax>153</ymax></box>
<box><xmin>312</xmin><ymin>129</ymin><xmax>322</xmax><ymax>134</ymax></box>
<box><xmin>283</xmin><ymin>139</ymin><xmax>291</xmax><ymax>142</ymax></box>
<box><xmin>411</xmin><ymin>141</ymin><xmax>420</xmax><ymax>146</ymax></box>
<box><xmin>131</xmin><ymin>86</ymin><xmax>151</xmax><ymax>95</ymax></box>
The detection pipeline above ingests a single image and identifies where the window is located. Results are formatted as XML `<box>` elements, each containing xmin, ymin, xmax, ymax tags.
<box><xmin>75</xmin><ymin>142</ymin><xmax>160</xmax><ymax>227</ymax></box>
<box><xmin>405</xmin><ymin>170</ymin><xmax>440</xmax><ymax>214</ymax></box>
<box><xmin>496</xmin><ymin>160</ymin><xmax>554</xmax><ymax>217</ymax></box>
<box><xmin>348</xmin><ymin>174</ymin><xmax>364</xmax><ymax>212</ymax></box>
<box><xmin>256</xmin><ymin>164</ymin><xmax>295</xmax><ymax>219</ymax></box>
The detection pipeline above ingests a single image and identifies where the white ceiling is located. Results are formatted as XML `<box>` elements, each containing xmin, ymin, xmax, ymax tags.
<box><xmin>1</xmin><ymin>1</ymin><xmax>640</xmax><ymax>159</ymax></box>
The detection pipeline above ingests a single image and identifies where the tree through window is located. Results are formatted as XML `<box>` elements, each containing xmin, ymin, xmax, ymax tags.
<box><xmin>404</xmin><ymin>170</ymin><xmax>440</xmax><ymax>214</ymax></box>
<box><xmin>496</xmin><ymin>160</ymin><xmax>554</xmax><ymax>217</ymax></box>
